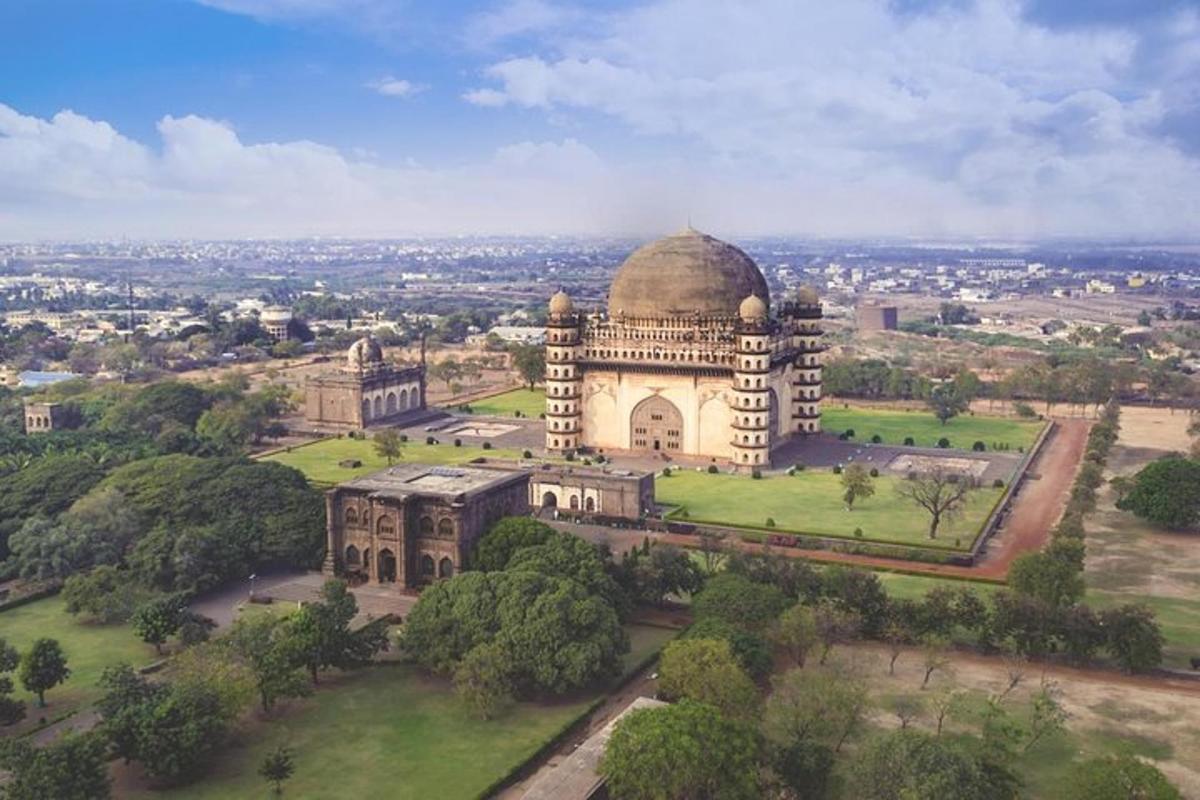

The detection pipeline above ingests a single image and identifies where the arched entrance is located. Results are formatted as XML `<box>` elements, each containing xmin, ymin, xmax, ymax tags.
<box><xmin>542</xmin><ymin>490</ymin><xmax>558</xmax><ymax>508</ymax></box>
<box><xmin>631</xmin><ymin>395</ymin><xmax>683</xmax><ymax>452</ymax></box>
<box><xmin>361</xmin><ymin>399</ymin><xmax>371</xmax><ymax>422</ymax></box>
<box><xmin>378</xmin><ymin>549</ymin><xmax>397</xmax><ymax>583</ymax></box>
<box><xmin>438</xmin><ymin>558</ymin><xmax>454</xmax><ymax>579</ymax></box>
<box><xmin>767</xmin><ymin>388</ymin><xmax>779</xmax><ymax>438</ymax></box>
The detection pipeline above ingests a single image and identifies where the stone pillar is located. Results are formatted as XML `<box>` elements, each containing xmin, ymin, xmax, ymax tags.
<box><xmin>322</xmin><ymin>491</ymin><xmax>337</xmax><ymax>576</ymax></box>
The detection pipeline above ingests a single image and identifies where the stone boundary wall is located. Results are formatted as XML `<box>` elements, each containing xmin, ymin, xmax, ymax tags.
<box><xmin>966</xmin><ymin>418</ymin><xmax>1056</xmax><ymax>563</ymax></box>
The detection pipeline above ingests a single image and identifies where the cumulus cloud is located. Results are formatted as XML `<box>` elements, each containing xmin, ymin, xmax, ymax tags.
<box><xmin>462</xmin><ymin>0</ymin><xmax>1200</xmax><ymax>238</ymax></box>
<box><xmin>366</xmin><ymin>76</ymin><xmax>423</xmax><ymax>97</ymax></box>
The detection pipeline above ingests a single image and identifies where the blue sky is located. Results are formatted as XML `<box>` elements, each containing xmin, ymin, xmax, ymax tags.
<box><xmin>0</xmin><ymin>0</ymin><xmax>1197</xmax><ymax>239</ymax></box>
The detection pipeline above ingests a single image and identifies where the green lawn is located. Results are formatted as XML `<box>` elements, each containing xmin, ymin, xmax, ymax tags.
<box><xmin>875</xmin><ymin>573</ymin><xmax>1002</xmax><ymax>601</ymax></box>
<box><xmin>657</xmin><ymin>470</ymin><xmax>1002</xmax><ymax>549</ymax></box>
<box><xmin>132</xmin><ymin>624</ymin><xmax>675</xmax><ymax>800</ymax></box>
<box><xmin>821</xmin><ymin>406</ymin><xmax>1043</xmax><ymax>451</ymax></box>
<box><xmin>261</xmin><ymin>437</ymin><xmax>530</xmax><ymax>486</ymax></box>
<box><xmin>456</xmin><ymin>387</ymin><xmax>546</xmax><ymax>418</ymax></box>
<box><xmin>0</xmin><ymin>595</ymin><xmax>155</xmax><ymax>730</ymax></box>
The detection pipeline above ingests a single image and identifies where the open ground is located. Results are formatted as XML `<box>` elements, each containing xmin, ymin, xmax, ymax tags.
<box><xmin>261</xmin><ymin>438</ymin><xmax>530</xmax><ymax>485</ymax></box>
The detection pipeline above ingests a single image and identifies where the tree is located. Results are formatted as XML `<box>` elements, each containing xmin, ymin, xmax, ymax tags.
<box><xmin>617</xmin><ymin>543</ymin><xmax>704</xmax><ymax>607</ymax></box>
<box><xmin>259</xmin><ymin>745</ymin><xmax>296</xmax><ymax>797</ymax></box>
<box><xmin>0</xmin><ymin>637</ymin><xmax>25</xmax><ymax>726</ymax></box>
<box><xmin>1060</xmin><ymin>603</ymin><xmax>1106</xmax><ymax>665</ymax></box>
<box><xmin>849</xmin><ymin>729</ymin><xmax>1019</xmax><ymax>800</ymax></box>
<box><xmin>1116</xmin><ymin>457</ymin><xmax>1200</xmax><ymax>530</ymax></box>
<box><xmin>195</xmin><ymin>402</ymin><xmax>255</xmax><ymax>453</ymax></box>
<box><xmin>896</xmin><ymin>469</ymin><xmax>975</xmax><ymax>539</ymax></box>
<box><xmin>814</xmin><ymin>601</ymin><xmax>861</xmax><ymax>664</ymax></box>
<box><xmin>773</xmin><ymin>603</ymin><xmax>819</xmax><ymax>667</ymax></box>
<box><xmin>227</xmin><ymin>614</ymin><xmax>311</xmax><ymax>712</ymax></box>
<box><xmin>373</xmin><ymin>429</ymin><xmax>404</xmax><ymax>466</ymax></box>
<box><xmin>131</xmin><ymin>593</ymin><xmax>193</xmax><ymax>654</ymax></box>
<box><xmin>1008</xmin><ymin>551</ymin><xmax>1084</xmax><ymax>609</ymax></box>
<box><xmin>1063</xmin><ymin>754</ymin><xmax>1180</xmax><ymax>800</ymax></box>
<box><xmin>696</xmin><ymin>529</ymin><xmax>728</xmax><ymax>575</ymax></box>
<box><xmin>0</xmin><ymin>732</ymin><xmax>111</xmax><ymax>800</ymax></box>
<box><xmin>506</xmin><ymin>532</ymin><xmax>630</xmax><ymax>619</ymax></box>
<box><xmin>692</xmin><ymin>572</ymin><xmax>788</xmax><ymax>632</ymax></box>
<box><xmin>1102</xmin><ymin>604</ymin><xmax>1164</xmax><ymax>673</ymax></box>
<box><xmin>19</xmin><ymin>638</ymin><xmax>69</xmax><ymax>707</ymax></box>
<box><xmin>453</xmin><ymin>642</ymin><xmax>514</xmax><ymax>720</ymax></box>
<box><xmin>1024</xmin><ymin>679</ymin><xmax>1068</xmax><ymax>752</ymax></box>
<box><xmin>683</xmin><ymin>618</ymin><xmax>773</xmax><ymax>680</ymax></box>
<box><xmin>599</xmin><ymin>700</ymin><xmax>760</xmax><ymax>800</ymax></box>
<box><xmin>472</xmin><ymin>517</ymin><xmax>556</xmax><ymax>571</ymax></box>
<box><xmin>5</xmin><ymin>486</ymin><xmax>142</xmax><ymax>582</ymax></box>
<box><xmin>657</xmin><ymin>639</ymin><xmax>759</xmax><ymax>721</ymax></box>
<box><xmin>840</xmin><ymin>463</ymin><xmax>876</xmax><ymax>510</ymax></box>
<box><xmin>769</xmin><ymin>738</ymin><xmax>835</xmax><ymax>800</ymax></box>
<box><xmin>510</xmin><ymin>343</ymin><xmax>546</xmax><ymax>390</ymax></box>
<box><xmin>920</xmin><ymin>635</ymin><xmax>952</xmax><ymax>689</ymax></box>
<box><xmin>928</xmin><ymin>381</ymin><xmax>970</xmax><ymax>425</ymax></box>
<box><xmin>286</xmin><ymin>579</ymin><xmax>388</xmax><ymax>685</ymax></box>
<box><xmin>764</xmin><ymin>665</ymin><xmax>869</xmax><ymax>753</ymax></box>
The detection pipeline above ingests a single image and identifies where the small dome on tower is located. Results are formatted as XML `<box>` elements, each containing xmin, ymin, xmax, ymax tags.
<box><xmin>739</xmin><ymin>293</ymin><xmax>768</xmax><ymax>322</ymax></box>
<box><xmin>347</xmin><ymin>336</ymin><xmax>384</xmax><ymax>369</ymax></box>
<box><xmin>549</xmin><ymin>290</ymin><xmax>573</xmax><ymax>316</ymax></box>
<box><xmin>795</xmin><ymin>286</ymin><xmax>820</xmax><ymax>306</ymax></box>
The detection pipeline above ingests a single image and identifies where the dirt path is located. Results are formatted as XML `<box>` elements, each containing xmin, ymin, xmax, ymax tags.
<box><xmin>572</xmin><ymin>417</ymin><xmax>1089</xmax><ymax>582</ymax></box>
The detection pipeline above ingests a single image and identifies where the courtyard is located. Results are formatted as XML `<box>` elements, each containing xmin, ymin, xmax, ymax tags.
<box><xmin>821</xmin><ymin>405</ymin><xmax>1044</xmax><ymax>451</ymax></box>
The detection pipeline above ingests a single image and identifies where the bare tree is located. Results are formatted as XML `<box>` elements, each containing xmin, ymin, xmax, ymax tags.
<box><xmin>893</xmin><ymin>695</ymin><xmax>924</xmax><ymax>730</ymax></box>
<box><xmin>896</xmin><ymin>469</ymin><xmax>975</xmax><ymax>539</ymax></box>
<box><xmin>931</xmin><ymin>688</ymin><xmax>964</xmax><ymax>735</ymax></box>
<box><xmin>920</xmin><ymin>635</ymin><xmax>952</xmax><ymax>689</ymax></box>
<box><xmin>696</xmin><ymin>530</ymin><xmax>728</xmax><ymax>575</ymax></box>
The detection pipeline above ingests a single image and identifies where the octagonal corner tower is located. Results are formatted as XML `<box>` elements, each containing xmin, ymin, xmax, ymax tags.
<box><xmin>544</xmin><ymin>228</ymin><xmax>823</xmax><ymax>471</ymax></box>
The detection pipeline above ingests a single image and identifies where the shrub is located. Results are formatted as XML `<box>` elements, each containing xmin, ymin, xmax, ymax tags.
<box><xmin>870</xmin><ymin>434</ymin><xmax>882</xmax><ymax>444</ymax></box>
<box><xmin>869</xmin><ymin>468</ymin><xmax>879</xmax><ymax>478</ymax></box>
<box><xmin>565</xmin><ymin>451</ymin><xmax>576</xmax><ymax>462</ymax></box>
<box><xmin>751</xmin><ymin>469</ymin><xmax>763</xmax><ymax>480</ymax></box>
<box><xmin>426</xmin><ymin>436</ymin><xmax>436</xmax><ymax>445</ymax></box>
<box><xmin>482</xmin><ymin>441</ymin><xmax>492</xmax><ymax>450</ymax></box>
<box><xmin>903</xmin><ymin>436</ymin><xmax>915</xmax><ymax>446</ymax></box>
<box><xmin>832</xmin><ymin>465</ymin><xmax>843</xmax><ymax>475</ymax></box>
<box><xmin>522</xmin><ymin>449</ymin><xmax>533</xmax><ymax>459</ymax></box>
<box><xmin>972</xmin><ymin>441</ymin><xmax>986</xmax><ymax>452</ymax></box>
<box><xmin>993</xmin><ymin>478</ymin><xmax>1005</xmax><ymax>488</ymax></box>
<box><xmin>454</xmin><ymin>438</ymin><xmax>462</xmax><ymax>447</ymax></box>
<box><xmin>838</xmin><ymin>433</ymin><xmax>849</xmax><ymax>441</ymax></box>
<box><xmin>844</xmin><ymin>428</ymin><xmax>856</xmax><ymax>438</ymax></box>
<box><xmin>936</xmin><ymin>437</ymin><xmax>950</xmax><ymax>449</ymax></box>
<box><xmin>793</xmin><ymin>463</ymin><xmax>806</xmax><ymax>471</ymax></box>
<box><xmin>854</xmin><ymin>527</ymin><xmax>863</xmax><ymax>538</ymax></box>
<box><xmin>708</xmin><ymin>465</ymin><xmax>719</xmax><ymax>474</ymax></box>
<box><xmin>766</xmin><ymin>518</ymin><xmax>776</xmax><ymax>528</ymax></box>
<box><xmin>399</xmin><ymin>434</ymin><xmax>408</xmax><ymax>443</ymax></box>
<box><xmin>662</xmin><ymin>467</ymin><xmax>672</xmax><ymax>477</ymax></box>
<box><xmin>1014</xmin><ymin>401</ymin><xmax>1037</xmax><ymax>418</ymax></box>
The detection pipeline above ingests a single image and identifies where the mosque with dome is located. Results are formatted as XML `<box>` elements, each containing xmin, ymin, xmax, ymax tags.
<box><xmin>304</xmin><ymin>335</ymin><xmax>426</xmax><ymax>429</ymax></box>
<box><xmin>544</xmin><ymin>228</ymin><xmax>823</xmax><ymax>469</ymax></box>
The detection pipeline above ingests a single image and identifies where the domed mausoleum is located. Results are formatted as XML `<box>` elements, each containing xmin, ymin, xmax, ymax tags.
<box><xmin>545</xmin><ymin>228</ymin><xmax>823</xmax><ymax>469</ymax></box>
<box><xmin>304</xmin><ymin>335</ymin><xmax>427</xmax><ymax>429</ymax></box>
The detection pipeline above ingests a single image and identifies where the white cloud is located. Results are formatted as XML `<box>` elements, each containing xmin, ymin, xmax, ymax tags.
<box><xmin>462</xmin><ymin>0</ymin><xmax>582</xmax><ymax>49</ymax></box>
<box><xmin>366</xmin><ymin>76</ymin><xmax>423</xmax><ymax>97</ymax></box>
<box><xmin>461</xmin><ymin>0</ymin><xmax>1200</xmax><ymax>238</ymax></box>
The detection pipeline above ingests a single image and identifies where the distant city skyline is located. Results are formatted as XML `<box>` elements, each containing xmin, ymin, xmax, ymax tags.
<box><xmin>1</xmin><ymin>0</ymin><xmax>1198</xmax><ymax>240</ymax></box>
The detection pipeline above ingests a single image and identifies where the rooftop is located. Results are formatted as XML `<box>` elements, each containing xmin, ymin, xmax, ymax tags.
<box><xmin>338</xmin><ymin>462</ymin><xmax>527</xmax><ymax>501</ymax></box>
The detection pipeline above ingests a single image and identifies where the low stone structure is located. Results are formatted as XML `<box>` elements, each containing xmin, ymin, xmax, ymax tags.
<box><xmin>322</xmin><ymin>463</ymin><xmax>530</xmax><ymax>590</ymax></box>
<box><xmin>23</xmin><ymin>401</ymin><xmax>69</xmax><ymax>433</ymax></box>
<box><xmin>526</xmin><ymin>463</ymin><xmax>655</xmax><ymax>519</ymax></box>
<box><xmin>305</xmin><ymin>336</ymin><xmax>426</xmax><ymax>430</ymax></box>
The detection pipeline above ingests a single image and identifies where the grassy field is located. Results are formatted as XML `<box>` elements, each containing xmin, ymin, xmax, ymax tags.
<box><xmin>457</xmin><ymin>387</ymin><xmax>545</xmax><ymax>418</ymax></box>
<box><xmin>657</xmin><ymin>470</ymin><xmax>1002</xmax><ymax>549</ymax></box>
<box><xmin>261</xmin><ymin>437</ymin><xmax>530</xmax><ymax>485</ymax></box>
<box><xmin>131</xmin><ymin>624</ymin><xmax>675</xmax><ymax>800</ymax></box>
<box><xmin>875</xmin><ymin>572</ymin><xmax>1002</xmax><ymax>601</ymax></box>
<box><xmin>0</xmin><ymin>595</ymin><xmax>154</xmax><ymax>731</ymax></box>
<box><xmin>822</xmin><ymin>406</ymin><xmax>1043</xmax><ymax>451</ymax></box>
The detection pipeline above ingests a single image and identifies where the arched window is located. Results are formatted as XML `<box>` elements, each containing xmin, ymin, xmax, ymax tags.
<box><xmin>361</xmin><ymin>399</ymin><xmax>372</xmax><ymax>421</ymax></box>
<box><xmin>420</xmin><ymin>555</ymin><xmax>435</xmax><ymax>575</ymax></box>
<box><xmin>438</xmin><ymin>558</ymin><xmax>454</xmax><ymax>579</ymax></box>
<box><xmin>373</xmin><ymin>396</ymin><xmax>383</xmax><ymax>417</ymax></box>
<box><xmin>377</xmin><ymin>516</ymin><xmax>395</xmax><ymax>536</ymax></box>
<box><xmin>419</xmin><ymin>516</ymin><xmax>434</xmax><ymax>536</ymax></box>
<box><xmin>386</xmin><ymin>392</ymin><xmax>397</xmax><ymax>414</ymax></box>
<box><xmin>585</xmin><ymin>496</ymin><xmax>595</xmax><ymax>512</ymax></box>
<box><xmin>437</xmin><ymin>518</ymin><xmax>454</xmax><ymax>538</ymax></box>
<box><xmin>345</xmin><ymin>507</ymin><xmax>359</xmax><ymax>525</ymax></box>
<box><xmin>345</xmin><ymin>545</ymin><xmax>360</xmax><ymax>566</ymax></box>
<box><xmin>569</xmin><ymin>495</ymin><xmax>580</xmax><ymax>510</ymax></box>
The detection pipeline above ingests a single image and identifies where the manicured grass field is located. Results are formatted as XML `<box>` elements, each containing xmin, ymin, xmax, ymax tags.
<box><xmin>875</xmin><ymin>572</ymin><xmax>1002</xmax><ymax>601</ymax></box>
<box><xmin>132</xmin><ymin>624</ymin><xmax>675</xmax><ymax>800</ymax></box>
<box><xmin>457</xmin><ymin>387</ymin><xmax>546</xmax><ymax>418</ymax></box>
<box><xmin>657</xmin><ymin>470</ymin><xmax>1002</xmax><ymax>549</ymax></box>
<box><xmin>821</xmin><ymin>406</ymin><xmax>1043</xmax><ymax>451</ymax></box>
<box><xmin>0</xmin><ymin>595</ymin><xmax>154</xmax><ymax>728</ymax></box>
<box><xmin>261</xmin><ymin>437</ymin><xmax>529</xmax><ymax>486</ymax></box>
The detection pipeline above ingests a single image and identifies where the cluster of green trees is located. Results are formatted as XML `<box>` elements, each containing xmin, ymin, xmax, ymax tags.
<box><xmin>823</xmin><ymin>359</ymin><xmax>934</xmax><ymax>400</ymax></box>
<box><xmin>1117</xmin><ymin>450</ymin><xmax>1200</xmax><ymax>531</ymax></box>
<box><xmin>0</xmin><ymin>636</ymin><xmax>71</xmax><ymax>725</ymax></box>
<box><xmin>4</xmin><ymin>453</ymin><xmax>324</xmax><ymax>605</ymax></box>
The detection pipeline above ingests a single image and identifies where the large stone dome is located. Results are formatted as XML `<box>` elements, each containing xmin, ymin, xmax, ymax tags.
<box><xmin>608</xmin><ymin>228</ymin><xmax>769</xmax><ymax>318</ymax></box>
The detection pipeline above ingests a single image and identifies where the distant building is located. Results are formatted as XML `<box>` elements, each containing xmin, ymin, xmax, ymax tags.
<box><xmin>1086</xmin><ymin>280</ymin><xmax>1117</xmax><ymax>294</ymax></box>
<box><xmin>260</xmin><ymin>306</ymin><xmax>294</xmax><ymax>341</ymax></box>
<box><xmin>304</xmin><ymin>337</ymin><xmax>426</xmax><ymax>430</ymax></box>
<box><xmin>322</xmin><ymin>463</ymin><xmax>531</xmax><ymax>589</ymax></box>
<box><xmin>1127</xmin><ymin>273</ymin><xmax>1148</xmax><ymax>289</ymax></box>
<box><xmin>24</xmin><ymin>401</ymin><xmax>70</xmax><ymax>433</ymax></box>
<box><xmin>17</xmin><ymin>371</ymin><xmax>81</xmax><ymax>389</ymax></box>
<box><xmin>856</xmin><ymin>304</ymin><xmax>898</xmax><ymax>332</ymax></box>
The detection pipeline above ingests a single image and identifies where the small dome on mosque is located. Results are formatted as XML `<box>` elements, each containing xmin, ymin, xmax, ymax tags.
<box><xmin>739</xmin><ymin>293</ymin><xmax>768</xmax><ymax>322</ymax></box>
<box><xmin>347</xmin><ymin>336</ymin><xmax>384</xmax><ymax>369</ymax></box>
<box><xmin>549</xmin><ymin>290</ymin><xmax>574</xmax><ymax>316</ymax></box>
<box><xmin>795</xmin><ymin>286</ymin><xmax>820</xmax><ymax>306</ymax></box>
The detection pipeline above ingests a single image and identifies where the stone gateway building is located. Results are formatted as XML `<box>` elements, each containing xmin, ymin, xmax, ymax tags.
<box><xmin>544</xmin><ymin>228</ymin><xmax>823</xmax><ymax>468</ymax></box>
<box><xmin>323</xmin><ymin>464</ymin><xmax>529</xmax><ymax>590</ymax></box>
<box><xmin>304</xmin><ymin>336</ymin><xmax>426</xmax><ymax>430</ymax></box>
